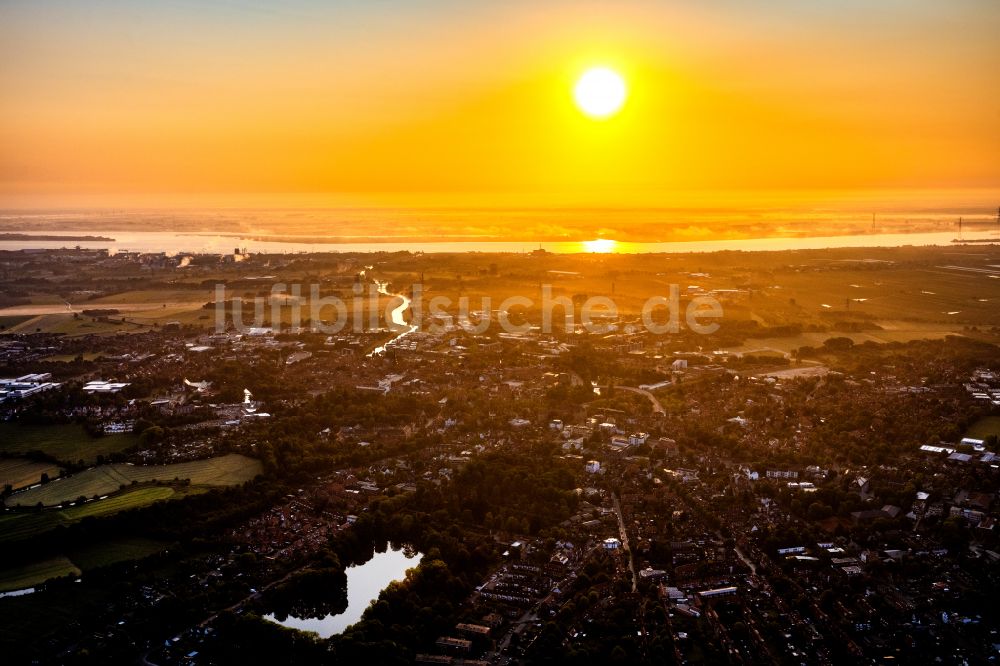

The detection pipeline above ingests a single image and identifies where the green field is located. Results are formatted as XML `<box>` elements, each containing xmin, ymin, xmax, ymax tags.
<box><xmin>0</xmin><ymin>540</ymin><xmax>167</xmax><ymax>592</ymax></box>
<box><xmin>0</xmin><ymin>556</ymin><xmax>80</xmax><ymax>592</ymax></box>
<box><xmin>61</xmin><ymin>485</ymin><xmax>178</xmax><ymax>517</ymax></box>
<box><xmin>2</xmin><ymin>306</ymin><xmax>209</xmax><ymax>336</ymax></box>
<box><xmin>0</xmin><ymin>458</ymin><xmax>62</xmax><ymax>491</ymax></box>
<box><xmin>966</xmin><ymin>416</ymin><xmax>1000</xmax><ymax>441</ymax></box>
<box><xmin>0</xmin><ymin>513</ymin><xmax>63</xmax><ymax>544</ymax></box>
<box><xmin>0</xmin><ymin>315</ymin><xmax>35</xmax><ymax>331</ymax></box>
<box><xmin>87</xmin><ymin>289</ymin><xmax>211</xmax><ymax>305</ymax></box>
<box><xmin>40</xmin><ymin>352</ymin><xmax>103</xmax><ymax>362</ymax></box>
<box><xmin>720</xmin><ymin>320</ymin><xmax>962</xmax><ymax>357</ymax></box>
<box><xmin>0</xmin><ymin>485</ymin><xmax>208</xmax><ymax>543</ymax></box>
<box><xmin>0</xmin><ymin>424</ymin><xmax>138</xmax><ymax>465</ymax></box>
<box><xmin>4</xmin><ymin>453</ymin><xmax>262</xmax><ymax>507</ymax></box>
<box><xmin>4</xmin><ymin>312</ymin><xmax>140</xmax><ymax>336</ymax></box>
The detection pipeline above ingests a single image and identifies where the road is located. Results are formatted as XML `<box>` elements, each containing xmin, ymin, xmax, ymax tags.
<box><xmin>611</xmin><ymin>492</ymin><xmax>638</xmax><ymax>592</ymax></box>
<box><xmin>605</xmin><ymin>385</ymin><xmax>666</xmax><ymax>415</ymax></box>
<box><xmin>733</xmin><ymin>544</ymin><xmax>757</xmax><ymax>575</ymax></box>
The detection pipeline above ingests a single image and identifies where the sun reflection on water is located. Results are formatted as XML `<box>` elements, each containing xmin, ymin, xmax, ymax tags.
<box><xmin>583</xmin><ymin>238</ymin><xmax>617</xmax><ymax>253</ymax></box>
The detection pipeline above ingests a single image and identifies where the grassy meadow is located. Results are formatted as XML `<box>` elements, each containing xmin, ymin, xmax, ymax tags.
<box><xmin>966</xmin><ymin>416</ymin><xmax>1000</xmax><ymax>441</ymax></box>
<box><xmin>0</xmin><ymin>424</ymin><xmax>138</xmax><ymax>465</ymax></box>
<box><xmin>0</xmin><ymin>458</ymin><xmax>62</xmax><ymax>492</ymax></box>
<box><xmin>0</xmin><ymin>557</ymin><xmax>80</xmax><ymax>593</ymax></box>
<box><xmin>4</xmin><ymin>453</ymin><xmax>262</xmax><ymax>508</ymax></box>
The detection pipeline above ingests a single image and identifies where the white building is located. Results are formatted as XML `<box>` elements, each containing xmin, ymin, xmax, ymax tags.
<box><xmin>585</xmin><ymin>460</ymin><xmax>601</xmax><ymax>474</ymax></box>
<box><xmin>82</xmin><ymin>380</ymin><xmax>130</xmax><ymax>394</ymax></box>
<box><xmin>0</xmin><ymin>376</ymin><xmax>61</xmax><ymax>401</ymax></box>
<box><xmin>628</xmin><ymin>432</ymin><xmax>649</xmax><ymax>446</ymax></box>
<box><xmin>766</xmin><ymin>470</ymin><xmax>799</xmax><ymax>479</ymax></box>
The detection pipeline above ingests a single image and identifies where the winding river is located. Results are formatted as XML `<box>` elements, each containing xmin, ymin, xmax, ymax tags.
<box><xmin>367</xmin><ymin>281</ymin><xmax>418</xmax><ymax>357</ymax></box>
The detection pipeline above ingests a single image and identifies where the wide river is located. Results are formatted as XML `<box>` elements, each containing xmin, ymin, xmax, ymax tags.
<box><xmin>0</xmin><ymin>229</ymin><xmax>996</xmax><ymax>254</ymax></box>
<box><xmin>264</xmin><ymin>546</ymin><xmax>422</xmax><ymax>638</ymax></box>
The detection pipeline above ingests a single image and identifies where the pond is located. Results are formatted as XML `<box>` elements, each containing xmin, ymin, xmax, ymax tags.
<box><xmin>264</xmin><ymin>546</ymin><xmax>422</xmax><ymax>638</ymax></box>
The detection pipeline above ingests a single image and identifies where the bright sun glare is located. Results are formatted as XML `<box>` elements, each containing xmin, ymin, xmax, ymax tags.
<box><xmin>583</xmin><ymin>238</ymin><xmax>617</xmax><ymax>253</ymax></box>
<box><xmin>574</xmin><ymin>67</ymin><xmax>627</xmax><ymax>119</ymax></box>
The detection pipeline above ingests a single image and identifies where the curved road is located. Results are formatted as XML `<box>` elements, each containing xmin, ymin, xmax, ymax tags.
<box><xmin>608</xmin><ymin>385</ymin><xmax>666</xmax><ymax>415</ymax></box>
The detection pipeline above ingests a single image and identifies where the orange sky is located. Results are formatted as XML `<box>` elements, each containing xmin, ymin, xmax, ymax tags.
<box><xmin>1</xmin><ymin>1</ymin><xmax>998</xmax><ymax>209</ymax></box>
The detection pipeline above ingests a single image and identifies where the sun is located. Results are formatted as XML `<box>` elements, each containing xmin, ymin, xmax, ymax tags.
<box><xmin>574</xmin><ymin>67</ymin><xmax>627</xmax><ymax>119</ymax></box>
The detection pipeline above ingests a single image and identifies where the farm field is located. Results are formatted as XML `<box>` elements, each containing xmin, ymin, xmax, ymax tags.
<box><xmin>0</xmin><ymin>424</ymin><xmax>137</xmax><ymax>465</ymax></box>
<box><xmin>966</xmin><ymin>416</ymin><xmax>1000</xmax><ymax>441</ymax></box>
<box><xmin>59</xmin><ymin>485</ymin><xmax>178</xmax><ymax>518</ymax></box>
<box><xmin>721</xmin><ymin>322</ymin><xmax>962</xmax><ymax>357</ymax></box>
<box><xmin>0</xmin><ymin>458</ymin><xmax>62</xmax><ymax>492</ymax></box>
<box><xmin>122</xmin><ymin>306</ymin><xmax>212</xmax><ymax>326</ymax></box>
<box><xmin>0</xmin><ymin>314</ymin><xmax>34</xmax><ymax>331</ymax></box>
<box><xmin>2</xmin><ymin>307</ymin><xmax>211</xmax><ymax>336</ymax></box>
<box><xmin>0</xmin><ymin>540</ymin><xmax>168</xmax><ymax>592</ymax></box>
<box><xmin>0</xmin><ymin>311</ymin><xmax>139</xmax><ymax>336</ymax></box>
<box><xmin>0</xmin><ymin>556</ymin><xmax>79</xmax><ymax>593</ymax></box>
<box><xmin>741</xmin><ymin>267</ymin><xmax>1000</xmax><ymax>326</ymax></box>
<box><xmin>40</xmin><ymin>352</ymin><xmax>103</xmax><ymax>362</ymax></box>
<box><xmin>4</xmin><ymin>453</ymin><xmax>262</xmax><ymax>507</ymax></box>
<box><xmin>0</xmin><ymin>485</ymin><xmax>208</xmax><ymax>543</ymax></box>
<box><xmin>86</xmin><ymin>289</ymin><xmax>211</xmax><ymax>305</ymax></box>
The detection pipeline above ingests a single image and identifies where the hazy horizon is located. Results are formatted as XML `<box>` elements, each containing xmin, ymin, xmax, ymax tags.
<box><xmin>1</xmin><ymin>187</ymin><xmax>997</xmax><ymax>245</ymax></box>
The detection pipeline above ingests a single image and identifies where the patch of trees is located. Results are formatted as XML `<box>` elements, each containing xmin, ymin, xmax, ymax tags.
<box><xmin>263</xmin><ymin>562</ymin><xmax>348</xmax><ymax>622</ymax></box>
<box><xmin>431</xmin><ymin>453</ymin><xmax>579</xmax><ymax>535</ymax></box>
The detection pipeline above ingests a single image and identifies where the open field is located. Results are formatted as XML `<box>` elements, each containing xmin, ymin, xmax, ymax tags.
<box><xmin>0</xmin><ymin>485</ymin><xmax>208</xmax><ymax>543</ymax></box>
<box><xmin>375</xmin><ymin>245</ymin><xmax>1000</xmax><ymax>319</ymax></box>
<box><xmin>0</xmin><ymin>458</ymin><xmax>62</xmax><ymax>492</ymax></box>
<box><xmin>761</xmin><ymin>365</ymin><xmax>830</xmax><ymax>379</ymax></box>
<box><xmin>59</xmin><ymin>485</ymin><xmax>178</xmax><ymax>517</ymax></box>
<box><xmin>4</xmin><ymin>454</ymin><xmax>262</xmax><ymax>507</ymax></box>
<box><xmin>0</xmin><ymin>556</ymin><xmax>79</xmax><ymax>592</ymax></box>
<box><xmin>966</xmin><ymin>416</ymin><xmax>1000</xmax><ymax>441</ymax></box>
<box><xmin>721</xmin><ymin>323</ymin><xmax>962</xmax><ymax>357</ymax></box>
<box><xmin>0</xmin><ymin>539</ymin><xmax>166</xmax><ymax>591</ymax></box>
<box><xmin>122</xmin><ymin>306</ymin><xmax>212</xmax><ymax>326</ymax></box>
<box><xmin>40</xmin><ymin>352</ymin><xmax>103</xmax><ymax>362</ymax></box>
<box><xmin>0</xmin><ymin>304</ymin><xmax>210</xmax><ymax>336</ymax></box>
<box><xmin>0</xmin><ymin>315</ymin><xmax>34</xmax><ymax>330</ymax></box>
<box><xmin>0</xmin><ymin>513</ymin><xmax>64</xmax><ymax>544</ymax></box>
<box><xmin>0</xmin><ymin>298</ymin><xmax>207</xmax><ymax>315</ymax></box>
<box><xmin>86</xmin><ymin>289</ymin><xmax>211</xmax><ymax>305</ymax></box>
<box><xmin>0</xmin><ymin>424</ymin><xmax>137</xmax><ymax>465</ymax></box>
<box><xmin>7</xmin><ymin>313</ymin><xmax>144</xmax><ymax>336</ymax></box>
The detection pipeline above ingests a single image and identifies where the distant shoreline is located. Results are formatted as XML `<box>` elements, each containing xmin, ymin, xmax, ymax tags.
<box><xmin>0</xmin><ymin>233</ymin><xmax>115</xmax><ymax>242</ymax></box>
<box><xmin>219</xmin><ymin>232</ymin><xmax>1000</xmax><ymax>246</ymax></box>
<box><xmin>0</xmin><ymin>229</ymin><xmax>996</xmax><ymax>255</ymax></box>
